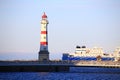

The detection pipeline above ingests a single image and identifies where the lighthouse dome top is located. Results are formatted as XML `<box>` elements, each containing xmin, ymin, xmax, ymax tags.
<box><xmin>42</xmin><ymin>12</ymin><xmax>47</xmax><ymax>19</ymax></box>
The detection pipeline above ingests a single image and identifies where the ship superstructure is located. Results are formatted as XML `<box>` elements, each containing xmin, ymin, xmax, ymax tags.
<box><xmin>114</xmin><ymin>47</ymin><xmax>120</xmax><ymax>61</ymax></box>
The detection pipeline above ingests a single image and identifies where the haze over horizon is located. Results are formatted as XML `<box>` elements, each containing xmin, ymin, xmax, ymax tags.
<box><xmin>0</xmin><ymin>0</ymin><xmax>120</xmax><ymax>60</ymax></box>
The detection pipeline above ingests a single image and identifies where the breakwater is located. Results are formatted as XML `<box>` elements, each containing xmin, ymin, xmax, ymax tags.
<box><xmin>0</xmin><ymin>61</ymin><xmax>120</xmax><ymax>72</ymax></box>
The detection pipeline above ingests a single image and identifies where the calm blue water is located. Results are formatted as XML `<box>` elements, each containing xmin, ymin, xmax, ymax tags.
<box><xmin>0</xmin><ymin>67</ymin><xmax>120</xmax><ymax>80</ymax></box>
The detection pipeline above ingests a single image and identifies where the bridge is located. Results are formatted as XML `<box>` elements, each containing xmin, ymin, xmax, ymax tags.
<box><xmin>0</xmin><ymin>61</ymin><xmax>120</xmax><ymax>72</ymax></box>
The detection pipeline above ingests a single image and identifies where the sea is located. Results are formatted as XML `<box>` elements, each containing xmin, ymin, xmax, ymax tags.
<box><xmin>0</xmin><ymin>67</ymin><xmax>120</xmax><ymax>80</ymax></box>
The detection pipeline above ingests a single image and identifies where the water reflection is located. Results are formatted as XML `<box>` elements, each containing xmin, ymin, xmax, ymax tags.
<box><xmin>0</xmin><ymin>67</ymin><xmax>120</xmax><ymax>80</ymax></box>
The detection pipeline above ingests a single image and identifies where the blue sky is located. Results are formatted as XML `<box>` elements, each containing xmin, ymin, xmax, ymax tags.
<box><xmin>0</xmin><ymin>0</ymin><xmax>120</xmax><ymax>60</ymax></box>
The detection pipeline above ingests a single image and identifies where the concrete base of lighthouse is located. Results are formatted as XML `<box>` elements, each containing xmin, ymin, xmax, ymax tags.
<box><xmin>38</xmin><ymin>51</ymin><xmax>49</xmax><ymax>61</ymax></box>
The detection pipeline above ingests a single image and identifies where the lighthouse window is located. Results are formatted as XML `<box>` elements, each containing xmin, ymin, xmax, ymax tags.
<box><xmin>44</xmin><ymin>26</ymin><xmax>46</xmax><ymax>28</ymax></box>
<box><xmin>44</xmin><ymin>47</ymin><xmax>46</xmax><ymax>50</ymax></box>
<box><xmin>44</xmin><ymin>36</ymin><xmax>46</xmax><ymax>39</ymax></box>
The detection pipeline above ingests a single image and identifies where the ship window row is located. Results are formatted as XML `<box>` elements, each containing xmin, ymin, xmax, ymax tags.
<box><xmin>76</xmin><ymin>50</ymin><xmax>86</xmax><ymax>51</ymax></box>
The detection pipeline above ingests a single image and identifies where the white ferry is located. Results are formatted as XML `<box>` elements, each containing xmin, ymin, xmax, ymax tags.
<box><xmin>62</xmin><ymin>46</ymin><xmax>120</xmax><ymax>61</ymax></box>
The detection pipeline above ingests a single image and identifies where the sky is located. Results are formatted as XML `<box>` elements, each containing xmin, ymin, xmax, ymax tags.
<box><xmin>0</xmin><ymin>0</ymin><xmax>120</xmax><ymax>60</ymax></box>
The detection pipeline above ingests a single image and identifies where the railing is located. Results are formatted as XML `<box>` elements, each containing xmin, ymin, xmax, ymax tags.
<box><xmin>0</xmin><ymin>60</ymin><xmax>120</xmax><ymax>67</ymax></box>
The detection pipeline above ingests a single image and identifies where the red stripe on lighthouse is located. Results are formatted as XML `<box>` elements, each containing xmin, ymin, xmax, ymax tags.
<box><xmin>40</xmin><ymin>42</ymin><xmax>48</xmax><ymax>45</ymax></box>
<box><xmin>41</xmin><ymin>31</ymin><xmax>47</xmax><ymax>34</ymax></box>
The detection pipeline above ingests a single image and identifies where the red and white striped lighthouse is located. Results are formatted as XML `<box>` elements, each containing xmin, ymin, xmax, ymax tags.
<box><xmin>38</xmin><ymin>12</ymin><xmax>49</xmax><ymax>61</ymax></box>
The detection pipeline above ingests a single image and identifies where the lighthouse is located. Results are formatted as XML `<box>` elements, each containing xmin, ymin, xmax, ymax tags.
<box><xmin>38</xmin><ymin>12</ymin><xmax>49</xmax><ymax>61</ymax></box>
